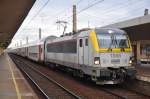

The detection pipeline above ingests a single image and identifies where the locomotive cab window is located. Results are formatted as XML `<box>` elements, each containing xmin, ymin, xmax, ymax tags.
<box><xmin>85</xmin><ymin>38</ymin><xmax>88</xmax><ymax>46</ymax></box>
<box><xmin>79</xmin><ymin>39</ymin><xmax>82</xmax><ymax>47</ymax></box>
<box><xmin>97</xmin><ymin>33</ymin><xmax>129</xmax><ymax>48</ymax></box>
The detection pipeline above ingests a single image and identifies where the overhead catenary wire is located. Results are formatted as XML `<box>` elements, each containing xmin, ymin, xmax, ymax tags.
<box><xmin>63</xmin><ymin>0</ymin><xmax>105</xmax><ymax>32</ymax></box>
<box><xmin>47</xmin><ymin>0</ymin><xmax>95</xmax><ymax>23</ymax></box>
<box><xmin>20</xmin><ymin>0</ymin><xmax>51</xmax><ymax>31</ymax></box>
<box><xmin>78</xmin><ymin>0</ymin><xmax>104</xmax><ymax>14</ymax></box>
<box><xmin>15</xmin><ymin>0</ymin><xmax>51</xmax><ymax>45</ymax></box>
<box><xmin>78</xmin><ymin>5</ymin><xmax>148</xmax><ymax>27</ymax></box>
<box><xmin>21</xmin><ymin>0</ymin><xmax>150</xmax><ymax>32</ymax></box>
<box><xmin>108</xmin><ymin>7</ymin><xmax>148</xmax><ymax>24</ymax></box>
<box><xmin>27</xmin><ymin>0</ymin><xmax>50</xmax><ymax>24</ymax></box>
<box><xmin>77</xmin><ymin>0</ymin><xmax>142</xmax><ymax>20</ymax></box>
<box><xmin>41</xmin><ymin>0</ymin><xmax>83</xmax><ymax>20</ymax></box>
<box><xmin>76</xmin><ymin>0</ymin><xmax>84</xmax><ymax>5</ymax></box>
<box><xmin>43</xmin><ymin>0</ymin><xmax>84</xmax><ymax>24</ymax></box>
<box><xmin>82</xmin><ymin>0</ymin><xmax>147</xmax><ymax>22</ymax></box>
<box><xmin>59</xmin><ymin>0</ymin><xmax>104</xmax><ymax>21</ymax></box>
<box><xmin>88</xmin><ymin>0</ymin><xmax>143</xmax><ymax>18</ymax></box>
<box><xmin>63</xmin><ymin>0</ymin><xmax>149</xmax><ymax>29</ymax></box>
<box><xmin>20</xmin><ymin>0</ymin><xmax>148</xmax><ymax>29</ymax></box>
<box><xmin>62</xmin><ymin>0</ymin><xmax>129</xmax><ymax>25</ymax></box>
<box><xmin>78</xmin><ymin>0</ymin><xmax>145</xmax><ymax>20</ymax></box>
<box><xmin>67</xmin><ymin>0</ymin><xmax>148</xmax><ymax>27</ymax></box>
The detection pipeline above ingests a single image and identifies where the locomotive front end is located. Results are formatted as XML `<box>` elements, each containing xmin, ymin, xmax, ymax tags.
<box><xmin>90</xmin><ymin>28</ymin><xmax>136</xmax><ymax>84</ymax></box>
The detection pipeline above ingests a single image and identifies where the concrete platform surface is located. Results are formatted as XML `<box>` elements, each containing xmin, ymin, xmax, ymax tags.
<box><xmin>0</xmin><ymin>53</ymin><xmax>39</xmax><ymax>99</ymax></box>
<box><xmin>136</xmin><ymin>64</ymin><xmax>150</xmax><ymax>82</ymax></box>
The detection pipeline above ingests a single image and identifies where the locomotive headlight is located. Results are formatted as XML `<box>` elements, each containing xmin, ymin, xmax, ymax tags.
<box><xmin>129</xmin><ymin>57</ymin><xmax>134</xmax><ymax>64</ymax></box>
<box><xmin>94</xmin><ymin>57</ymin><xmax>100</xmax><ymax>65</ymax></box>
<box><xmin>129</xmin><ymin>60</ymin><xmax>132</xmax><ymax>64</ymax></box>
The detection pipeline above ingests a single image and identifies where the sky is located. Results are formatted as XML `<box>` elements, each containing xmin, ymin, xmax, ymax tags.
<box><xmin>9</xmin><ymin>0</ymin><xmax>150</xmax><ymax>48</ymax></box>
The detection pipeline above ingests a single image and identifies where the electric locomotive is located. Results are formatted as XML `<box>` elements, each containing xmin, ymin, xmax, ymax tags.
<box><xmin>45</xmin><ymin>28</ymin><xmax>136</xmax><ymax>84</ymax></box>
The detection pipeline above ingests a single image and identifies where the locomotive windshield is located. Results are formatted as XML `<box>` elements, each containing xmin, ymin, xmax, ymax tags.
<box><xmin>97</xmin><ymin>33</ymin><xmax>129</xmax><ymax>48</ymax></box>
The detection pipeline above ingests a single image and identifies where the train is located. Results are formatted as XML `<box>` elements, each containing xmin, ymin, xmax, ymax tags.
<box><xmin>9</xmin><ymin>28</ymin><xmax>136</xmax><ymax>84</ymax></box>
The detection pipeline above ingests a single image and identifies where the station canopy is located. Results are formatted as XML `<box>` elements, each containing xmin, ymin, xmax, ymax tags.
<box><xmin>0</xmin><ymin>0</ymin><xmax>36</xmax><ymax>48</ymax></box>
<box><xmin>103</xmin><ymin>14</ymin><xmax>150</xmax><ymax>41</ymax></box>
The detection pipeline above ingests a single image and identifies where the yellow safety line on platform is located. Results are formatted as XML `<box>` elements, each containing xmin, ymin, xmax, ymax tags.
<box><xmin>6</xmin><ymin>54</ymin><xmax>22</xmax><ymax>99</ymax></box>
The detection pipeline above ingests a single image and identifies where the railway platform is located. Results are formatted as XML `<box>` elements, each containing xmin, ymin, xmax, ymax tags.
<box><xmin>0</xmin><ymin>53</ymin><xmax>39</xmax><ymax>99</ymax></box>
<box><xmin>136</xmin><ymin>64</ymin><xmax>150</xmax><ymax>82</ymax></box>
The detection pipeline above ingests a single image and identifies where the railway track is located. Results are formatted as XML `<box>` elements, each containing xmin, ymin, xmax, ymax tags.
<box><xmin>98</xmin><ymin>86</ymin><xmax>150</xmax><ymax>99</ymax></box>
<box><xmin>9</xmin><ymin>54</ymin><xmax>150</xmax><ymax>99</ymax></box>
<box><xmin>121</xmin><ymin>80</ymin><xmax>150</xmax><ymax>98</ymax></box>
<box><xmin>10</xmin><ymin>54</ymin><xmax>80</xmax><ymax>99</ymax></box>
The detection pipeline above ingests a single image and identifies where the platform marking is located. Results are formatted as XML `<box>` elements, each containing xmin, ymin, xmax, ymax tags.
<box><xmin>6</xmin><ymin>54</ymin><xmax>22</xmax><ymax>99</ymax></box>
<box><xmin>9</xmin><ymin>77</ymin><xmax>24</xmax><ymax>80</ymax></box>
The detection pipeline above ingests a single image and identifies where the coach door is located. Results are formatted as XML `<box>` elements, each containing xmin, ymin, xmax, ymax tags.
<box><xmin>78</xmin><ymin>38</ymin><xmax>84</xmax><ymax>65</ymax></box>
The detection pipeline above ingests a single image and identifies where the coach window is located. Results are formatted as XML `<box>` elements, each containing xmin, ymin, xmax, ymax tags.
<box><xmin>79</xmin><ymin>39</ymin><xmax>82</xmax><ymax>47</ymax></box>
<box><xmin>85</xmin><ymin>38</ymin><xmax>88</xmax><ymax>46</ymax></box>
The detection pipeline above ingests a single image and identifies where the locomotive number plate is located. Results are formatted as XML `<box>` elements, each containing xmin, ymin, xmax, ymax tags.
<box><xmin>110</xmin><ymin>53</ymin><xmax>121</xmax><ymax>58</ymax></box>
<box><xmin>111</xmin><ymin>59</ymin><xmax>120</xmax><ymax>64</ymax></box>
